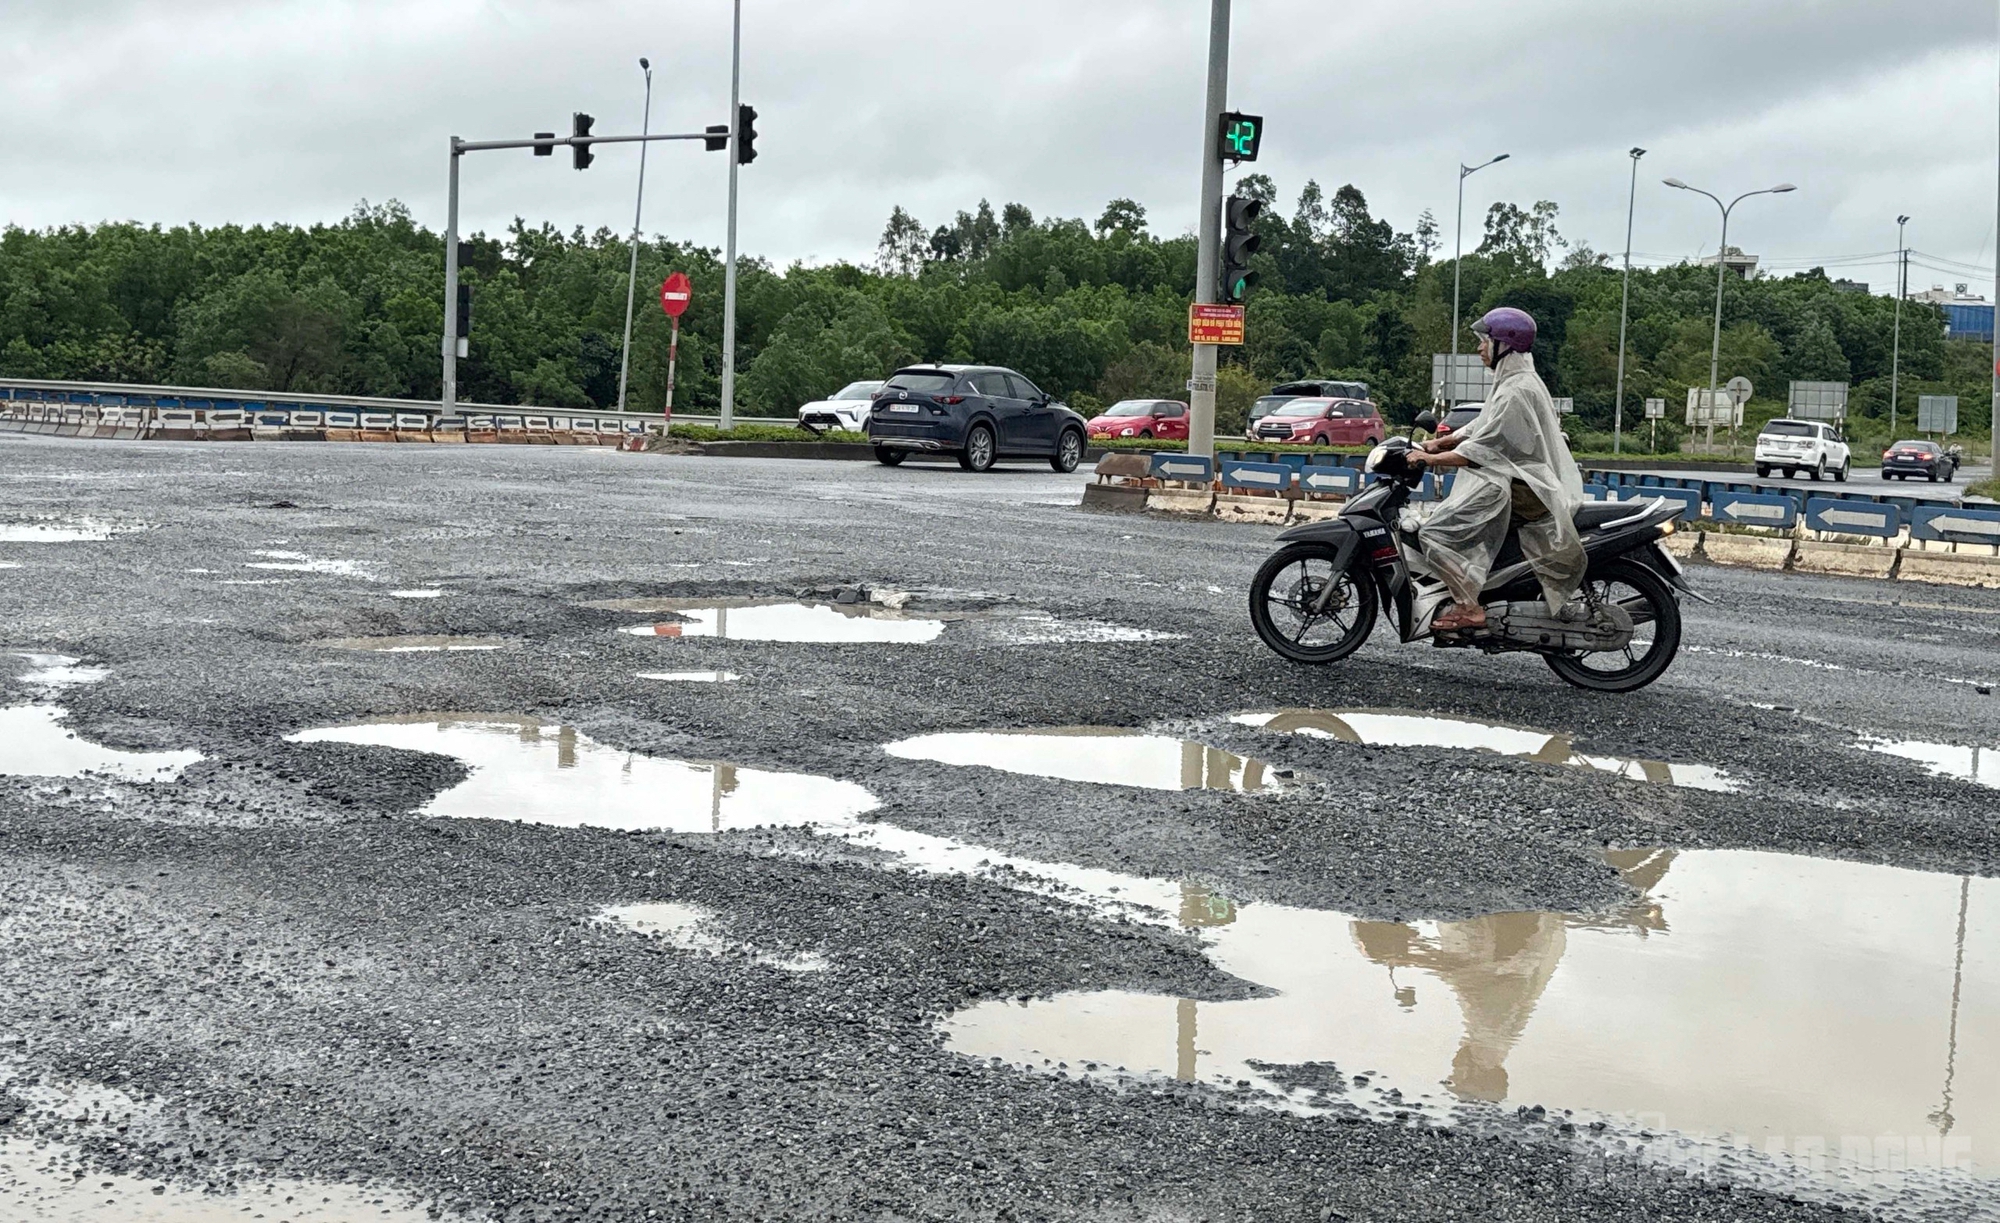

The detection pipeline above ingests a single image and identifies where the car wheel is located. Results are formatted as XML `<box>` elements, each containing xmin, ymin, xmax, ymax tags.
<box><xmin>1138</xmin><ymin>429</ymin><xmax>1153</xmax><ymax>440</ymax></box>
<box><xmin>1810</xmin><ymin>460</ymin><xmax>1825</xmax><ymax>481</ymax></box>
<box><xmin>1363</xmin><ymin>436</ymin><xmax>1380</xmax><ymax>447</ymax></box>
<box><xmin>1946</xmin><ymin>467</ymin><xmax>1956</xmax><ymax>484</ymax></box>
<box><xmin>873</xmin><ymin>446</ymin><xmax>906</xmax><ymax>467</ymax></box>
<box><xmin>1050</xmin><ymin>428</ymin><xmax>1084</xmax><ymax>473</ymax></box>
<box><xmin>1929</xmin><ymin>469</ymin><xmax>1940</xmax><ymax>482</ymax></box>
<box><xmin>1833</xmin><ymin>461</ymin><xmax>1849</xmax><ymax>483</ymax></box>
<box><xmin>1755</xmin><ymin>465</ymin><xmax>1770</xmax><ymax>478</ymax></box>
<box><xmin>958</xmin><ymin>423</ymin><xmax>997</xmax><ymax>473</ymax></box>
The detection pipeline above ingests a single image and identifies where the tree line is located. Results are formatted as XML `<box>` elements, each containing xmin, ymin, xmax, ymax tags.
<box><xmin>0</xmin><ymin>183</ymin><xmax>1986</xmax><ymax>450</ymax></box>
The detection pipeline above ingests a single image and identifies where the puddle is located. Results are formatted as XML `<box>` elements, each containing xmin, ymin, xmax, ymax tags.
<box><xmin>638</xmin><ymin>671</ymin><xmax>742</xmax><ymax>683</ymax></box>
<box><xmin>1862</xmin><ymin>738</ymin><xmax>2000</xmax><ymax>789</ymax></box>
<box><xmin>1233</xmin><ymin>709</ymin><xmax>1739</xmax><ymax>793</ymax></box>
<box><xmin>0</xmin><ymin>706</ymin><xmax>202</xmax><ymax>783</ymax></box>
<box><xmin>390</xmin><ymin>589</ymin><xmax>446</xmax><ymax>599</ymax></box>
<box><xmin>981</xmin><ymin>614</ymin><xmax>1187</xmax><ymax>645</ymax></box>
<box><xmin>596</xmin><ymin>902</ymin><xmax>827</xmax><ymax>971</ymax></box>
<box><xmin>244</xmin><ymin>550</ymin><xmax>369</xmax><ymax>577</ymax></box>
<box><xmin>620</xmin><ymin>602</ymin><xmax>946</xmax><ymax>644</ymax></box>
<box><xmin>945</xmin><ymin>849</ymin><xmax>1999</xmax><ymax>1198</ymax></box>
<box><xmin>285</xmin><ymin>715</ymin><xmax>876</xmax><ymax>832</ymax></box>
<box><xmin>12</xmin><ymin>654</ymin><xmax>110</xmax><ymax>688</ymax></box>
<box><xmin>884</xmin><ymin>729</ymin><xmax>1284</xmax><ymax>792</ymax></box>
<box><xmin>0</xmin><ymin>1136</ymin><xmax>450</xmax><ymax>1222</ymax></box>
<box><xmin>316</xmin><ymin>636</ymin><xmax>510</xmax><ymax>654</ymax></box>
<box><xmin>0</xmin><ymin>517</ymin><xmax>132</xmax><ymax>543</ymax></box>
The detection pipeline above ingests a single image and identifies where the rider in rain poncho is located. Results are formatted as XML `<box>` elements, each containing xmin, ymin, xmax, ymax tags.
<box><xmin>1408</xmin><ymin>307</ymin><xmax>1585</xmax><ymax>632</ymax></box>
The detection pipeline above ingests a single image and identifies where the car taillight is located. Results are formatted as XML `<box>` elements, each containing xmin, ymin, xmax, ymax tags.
<box><xmin>937</xmin><ymin>395</ymin><xmax>966</xmax><ymax>405</ymax></box>
<box><xmin>1882</xmin><ymin>450</ymin><xmax>1893</xmax><ymax>459</ymax></box>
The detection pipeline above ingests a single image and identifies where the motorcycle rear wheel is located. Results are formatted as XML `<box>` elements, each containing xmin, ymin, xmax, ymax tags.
<box><xmin>1250</xmin><ymin>543</ymin><xmax>1378</xmax><ymax>664</ymax></box>
<box><xmin>1544</xmin><ymin>558</ymin><xmax>1681</xmax><ymax>692</ymax></box>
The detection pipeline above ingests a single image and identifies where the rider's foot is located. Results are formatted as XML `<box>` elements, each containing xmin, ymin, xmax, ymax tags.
<box><xmin>1434</xmin><ymin>605</ymin><xmax>1488</xmax><ymax>632</ymax></box>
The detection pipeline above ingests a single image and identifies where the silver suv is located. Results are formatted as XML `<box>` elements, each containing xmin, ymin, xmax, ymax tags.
<box><xmin>1754</xmin><ymin>419</ymin><xmax>1851</xmax><ymax>482</ymax></box>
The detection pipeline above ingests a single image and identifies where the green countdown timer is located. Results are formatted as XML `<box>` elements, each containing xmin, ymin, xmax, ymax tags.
<box><xmin>1219</xmin><ymin>112</ymin><xmax>1263</xmax><ymax>163</ymax></box>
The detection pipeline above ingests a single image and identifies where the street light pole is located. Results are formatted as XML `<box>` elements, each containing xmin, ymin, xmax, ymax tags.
<box><xmin>616</xmin><ymin>58</ymin><xmax>654</xmax><ymax>415</ymax></box>
<box><xmin>1892</xmin><ymin>214</ymin><xmax>1909</xmax><ymax>437</ymax></box>
<box><xmin>718</xmin><ymin>0</ymin><xmax>743</xmax><ymax>432</ymax></box>
<box><xmin>1450</xmin><ymin>153</ymin><xmax>1509</xmax><ymax>400</ymax></box>
<box><xmin>442</xmin><ymin>137</ymin><xmax>463</xmax><ymax>412</ymax></box>
<box><xmin>1186</xmin><ymin>0</ymin><xmax>1230</xmax><ymax>461</ymax></box>
<box><xmin>1613</xmin><ymin>147</ymin><xmax>1646</xmax><ymax>454</ymax></box>
<box><xmin>1663</xmin><ymin>179</ymin><xmax>1796</xmax><ymax>445</ymax></box>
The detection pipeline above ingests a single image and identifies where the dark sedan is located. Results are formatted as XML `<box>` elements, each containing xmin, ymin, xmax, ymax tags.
<box><xmin>1881</xmin><ymin>440</ymin><xmax>1959</xmax><ymax>482</ymax></box>
<box><xmin>867</xmin><ymin>365</ymin><xmax>1088</xmax><ymax>473</ymax></box>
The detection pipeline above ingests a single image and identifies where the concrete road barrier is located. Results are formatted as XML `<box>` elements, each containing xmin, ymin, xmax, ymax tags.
<box><xmin>1213</xmin><ymin>492</ymin><xmax>1293</xmax><ymax>524</ymax></box>
<box><xmin>1147</xmin><ymin>487</ymin><xmax>1215</xmax><ymax>515</ymax></box>
<box><xmin>1794</xmin><ymin>540</ymin><xmax>1899</xmax><ymax>579</ymax></box>
<box><xmin>1661</xmin><ymin>530</ymin><xmax>1702</xmax><ymax>560</ymax></box>
<box><xmin>1288</xmin><ymin>500</ymin><xmax>1347</xmax><ymax>523</ymax></box>
<box><xmin>1897</xmin><ymin>550</ymin><xmax>2000</xmax><ymax>590</ymax></box>
<box><xmin>1701</xmin><ymin>533</ymin><xmax>1795</xmax><ymax>571</ymax></box>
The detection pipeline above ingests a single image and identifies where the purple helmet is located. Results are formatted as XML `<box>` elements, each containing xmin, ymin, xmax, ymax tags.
<box><xmin>1471</xmin><ymin>307</ymin><xmax>1536</xmax><ymax>356</ymax></box>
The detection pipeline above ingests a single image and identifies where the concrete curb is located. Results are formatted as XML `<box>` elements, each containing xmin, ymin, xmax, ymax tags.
<box><xmin>1794</xmin><ymin>540</ymin><xmax>1899</xmax><ymax>579</ymax></box>
<box><xmin>1213</xmin><ymin>493</ymin><xmax>1292</xmax><ymax>525</ymax></box>
<box><xmin>1896</xmin><ymin>550</ymin><xmax>2000</xmax><ymax>589</ymax></box>
<box><xmin>1146</xmin><ymin>488</ymin><xmax>1216</xmax><ymax>515</ymax></box>
<box><xmin>1698</xmin><ymin>534</ymin><xmax>1796</xmax><ymax>571</ymax></box>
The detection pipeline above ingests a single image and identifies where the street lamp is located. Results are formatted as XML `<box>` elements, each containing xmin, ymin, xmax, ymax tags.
<box><xmin>615</xmin><ymin>56</ymin><xmax>655</xmax><ymax>415</ymax></box>
<box><xmin>1891</xmin><ymin>214</ymin><xmax>1909</xmax><ymax>436</ymax></box>
<box><xmin>1613</xmin><ymin>147</ymin><xmax>1646</xmax><ymax>454</ymax></box>
<box><xmin>1450</xmin><ymin>152</ymin><xmax>1510</xmax><ymax>397</ymax></box>
<box><xmin>1663</xmin><ymin>178</ymin><xmax>1796</xmax><ymax>441</ymax></box>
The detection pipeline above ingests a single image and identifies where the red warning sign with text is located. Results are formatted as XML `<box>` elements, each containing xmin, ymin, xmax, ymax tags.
<box><xmin>659</xmin><ymin>272</ymin><xmax>693</xmax><ymax>319</ymax></box>
<box><xmin>1188</xmin><ymin>303</ymin><xmax>1246</xmax><ymax>346</ymax></box>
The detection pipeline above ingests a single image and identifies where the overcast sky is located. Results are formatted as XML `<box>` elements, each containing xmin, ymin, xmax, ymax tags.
<box><xmin>4</xmin><ymin>0</ymin><xmax>1994</xmax><ymax>295</ymax></box>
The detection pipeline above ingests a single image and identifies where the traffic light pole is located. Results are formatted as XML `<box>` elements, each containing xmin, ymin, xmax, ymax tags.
<box><xmin>1188</xmin><ymin>0</ymin><xmax>1230</xmax><ymax>462</ymax></box>
<box><xmin>439</xmin><ymin>127</ymin><xmax>720</xmax><ymax>413</ymax></box>
<box><xmin>719</xmin><ymin>0</ymin><xmax>744</xmax><ymax>432</ymax></box>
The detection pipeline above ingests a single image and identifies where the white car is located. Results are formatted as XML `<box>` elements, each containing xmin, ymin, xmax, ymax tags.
<box><xmin>1753</xmin><ymin>419</ymin><xmax>1851</xmax><ymax>481</ymax></box>
<box><xmin>796</xmin><ymin>381</ymin><xmax>885</xmax><ymax>434</ymax></box>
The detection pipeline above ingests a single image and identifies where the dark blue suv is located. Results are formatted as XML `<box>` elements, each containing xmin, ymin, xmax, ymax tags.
<box><xmin>867</xmin><ymin>365</ymin><xmax>1089</xmax><ymax>473</ymax></box>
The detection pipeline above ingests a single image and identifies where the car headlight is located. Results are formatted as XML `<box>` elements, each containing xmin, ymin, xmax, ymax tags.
<box><xmin>1120</xmin><ymin>427</ymin><xmax>1135</xmax><ymax>437</ymax></box>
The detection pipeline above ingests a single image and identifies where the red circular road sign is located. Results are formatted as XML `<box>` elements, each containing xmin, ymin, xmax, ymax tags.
<box><xmin>659</xmin><ymin>272</ymin><xmax>693</xmax><ymax>319</ymax></box>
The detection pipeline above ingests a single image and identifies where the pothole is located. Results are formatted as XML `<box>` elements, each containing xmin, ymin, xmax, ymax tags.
<box><xmin>1860</xmin><ymin>737</ymin><xmax>1999</xmax><ymax>789</ymax></box>
<box><xmin>389</xmin><ymin>589</ymin><xmax>447</xmax><ymax>600</ymax></box>
<box><xmin>884</xmin><ymin>729</ymin><xmax>1285</xmax><ymax>792</ymax></box>
<box><xmin>1233</xmin><ymin>709</ymin><xmax>1739</xmax><ymax>793</ymax></box>
<box><xmin>0</xmin><ymin>706</ymin><xmax>202</xmax><ymax>783</ymax></box>
<box><xmin>0</xmin><ymin>517</ymin><xmax>137</xmax><ymax>543</ymax></box>
<box><xmin>315</xmin><ymin>636</ymin><xmax>512</xmax><ymax>654</ymax></box>
<box><xmin>595</xmin><ymin>902</ymin><xmax>828</xmax><ymax>972</ymax></box>
<box><xmin>284</xmin><ymin>715</ymin><xmax>875</xmax><ymax>832</ymax></box>
<box><xmin>619</xmin><ymin>601</ymin><xmax>946</xmax><ymax>644</ymax></box>
<box><xmin>945</xmin><ymin>849</ymin><xmax>1997</xmax><ymax>1202</ymax></box>
<box><xmin>637</xmin><ymin>671</ymin><xmax>742</xmax><ymax>683</ymax></box>
<box><xmin>11</xmin><ymin>654</ymin><xmax>110</xmax><ymax>689</ymax></box>
<box><xmin>243</xmin><ymin>550</ymin><xmax>369</xmax><ymax>578</ymax></box>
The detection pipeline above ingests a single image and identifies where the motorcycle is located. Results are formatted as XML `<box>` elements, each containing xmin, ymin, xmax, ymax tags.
<box><xmin>1249</xmin><ymin>438</ymin><xmax>1696</xmax><ymax>692</ymax></box>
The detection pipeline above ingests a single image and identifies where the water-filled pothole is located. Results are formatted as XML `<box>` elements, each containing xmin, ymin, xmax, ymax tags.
<box><xmin>316</xmin><ymin>636</ymin><xmax>512</xmax><ymax>654</ymax></box>
<box><xmin>244</xmin><ymin>549</ymin><xmax>369</xmax><ymax>577</ymax></box>
<box><xmin>285</xmin><ymin>715</ymin><xmax>875</xmax><ymax>831</ymax></box>
<box><xmin>620</xmin><ymin>601</ymin><xmax>946</xmax><ymax>644</ymax></box>
<box><xmin>884</xmin><ymin>729</ymin><xmax>1284</xmax><ymax>792</ymax></box>
<box><xmin>1861</xmin><ymin>737</ymin><xmax>1999</xmax><ymax>789</ymax></box>
<box><xmin>945</xmin><ymin>849</ymin><xmax>1997</xmax><ymax>1194</ymax></box>
<box><xmin>0</xmin><ymin>517</ymin><xmax>133</xmax><ymax>543</ymax></box>
<box><xmin>638</xmin><ymin>671</ymin><xmax>742</xmax><ymax>683</ymax></box>
<box><xmin>1233</xmin><ymin>709</ymin><xmax>1739</xmax><ymax>793</ymax></box>
<box><xmin>0</xmin><ymin>706</ymin><xmax>202</xmax><ymax>783</ymax></box>
<box><xmin>596</xmin><ymin>902</ymin><xmax>827</xmax><ymax>972</ymax></box>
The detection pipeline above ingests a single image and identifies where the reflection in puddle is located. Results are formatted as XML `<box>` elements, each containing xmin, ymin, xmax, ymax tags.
<box><xmin>12</xmin><ymin>654</ymin><xmax>110</xmax><ymax>688</ymax></box>
<box><xmin>946</xmin><ymin>850</ymin><xmax>1997</xmax><ymax>1195</ymax></box>
<box><xmin>621</xmin><ymin>602</ymin><xmax>946</xmax><ymax>644</ymax></box>
<box><xmin>638</xmin><ymin>671</ymin><xmax>742</xmax><ymax>683</ymax></box>
<box><xmin>0</xmin><ymin>518</ymin><xmax>127</xmax><ymax>543</ymax></box>
<box><xmin>390</xmin><ymin>589</ymin><xmax>447</xmax><ymax>599</ymax></box>
<box><xmin>244</xmin><ymin>550</ymin><xmax>369</xmax><ymax>577</ymax></box>
<box><xmin>0</xmin><ymin>706</ymin><xmax>202</xmax><ymax>782</ymax></box>
<box><xmin>597</xmin><ymin>902</ymin><xmax>827</xmax><ymax>972</ymax></box>
<box><xmin>1233</xmin><ymin>709</ymin><xmax>1739</xmax><ymax>793</ymax></box>
<box><xmin>285</xmin><ymin>715</ymin><xmax>876</xmax><ymax>832</ymax></box>
<box><xmin>1862</xmin><ymin>738</ymin><xmax>2000</xmax><ymax>789</ymax></box>
<box><xmin>983</xmin><ymin>615</ymin><xmax>1187</xmax><ymax>645</ymax></box>
<box><xmin>884</xmin><ymin>729</ymin><xmax>1283</xmax><ymax>792</ymax></box>
<box><xmin>316</xmin><ymin>636</ymin><xmax>511</xmax><ymax>654</ymax></box>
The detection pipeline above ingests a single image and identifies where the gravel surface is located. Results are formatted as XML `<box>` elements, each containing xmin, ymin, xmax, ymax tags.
<box><xmin>2</xmin><ymin>433</ymin><xmax>1996</xmax><ymax>1222</ymax></box>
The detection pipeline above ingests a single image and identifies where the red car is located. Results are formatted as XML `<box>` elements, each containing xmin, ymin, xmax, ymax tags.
<box><xmin>1086</xmin><ymin>399</ymin><xmax>1190</xmax><ymax>441</ymax></box>
<box><xmin>1250</xmin><ymin>398</ymin><xmax>1386</xmax><ymax>446</ymax></box>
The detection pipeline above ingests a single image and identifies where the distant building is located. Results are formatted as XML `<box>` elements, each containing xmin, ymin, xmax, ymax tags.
<box><xmin>1912</xmin><ymin>282</ymin><xmax>1986</xmax><ymax>306</ymax></box>
<box><xmin>1916</xmin><ymin>284</ymin><xmax>1995</xmax><ymax>342</ymax></box>
<box><xmin>1697</xmin><ymin>245</ymin><xmax>1760</xmax><ymax>279</ymax></box>
<box><xmin>1831</xmin><ymin>278</ymin><xmax>1870</xmax><ymax>295</ymax></box>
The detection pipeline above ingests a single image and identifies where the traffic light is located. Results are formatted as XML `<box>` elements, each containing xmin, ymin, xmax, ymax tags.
<box><xmin>571</xmin><ymin>112</ymin><xmax>594</xmax><ymax>170</ymax></box>
<box><xmin>533</xmin><ymin>132</ymin><xmax>556</xmax><ymax>157</ymax></box>
<box><xmin>736</xmin><ymin>104</ymin><xmax>759</xmax><ymax>165</ymax></box>
<box><xmin>1221</xmin><ymin>195</ymin><xmax>1262</xmax><ymax>303</ymax></box>
<box><xmin>1218</xmin><ymin>112</ymin><xmax>1263</xmax><ymax>163</ymax></box>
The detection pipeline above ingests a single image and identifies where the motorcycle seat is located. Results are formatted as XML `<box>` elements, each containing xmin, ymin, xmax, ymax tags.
<box><xmin>1573</xmin><ymin>501</ymin><xmax>1640</xmax><ymax>531</ymax></box>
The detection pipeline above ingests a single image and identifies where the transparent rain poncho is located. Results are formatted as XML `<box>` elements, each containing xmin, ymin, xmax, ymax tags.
<box><xmin>1416</xmin><ymin>352</ymin><xmax>1586</xmax><ymax>612</ymax></box>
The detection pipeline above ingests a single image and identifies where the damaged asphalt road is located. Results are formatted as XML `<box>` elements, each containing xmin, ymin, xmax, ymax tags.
<box><xmin>1</xmin><ymin>433</ymin><xmax>1995</xmax><ymax>1222</ymax></box>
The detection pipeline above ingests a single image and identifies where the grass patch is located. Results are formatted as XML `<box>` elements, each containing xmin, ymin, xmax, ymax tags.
<box><xmin>669</xmin><ymin>423</ymin><xmax>868</xmax><ymax>444</ymax></box>
<box><xmin>1968</xmin><ymin>477</ymin><xmax>1999</xmax><ymax>501</ymax></box>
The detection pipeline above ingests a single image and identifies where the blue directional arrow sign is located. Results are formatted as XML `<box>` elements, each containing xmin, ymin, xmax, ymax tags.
<box><xmin>1911</xmin><ymin>504</ymin><xmax>2000</xmax><ymax>545</ymax></box>
<box><xmin>1219</xmin><ymin>460</ymin><xmax>1294</xmax><ymax>493</ymax></box>
<box><xmin>1149</xmin><ymin>454</ymin><xmax>1215</xmax><ymax>484</ymax></box>
<box><xmin>1298</xmin><ymin>466</ymin><xmax>1363</xmax><ymax>496</ymax></box>
<box><xmin>1805</xmin><ymin>497</ymin><xmax>1900</xmax><ymax>539</ymax></box>
<box><xmin>1710</xmin><ymin>491</ymin><xmax>1798</xmax><ymax>529</ymax></box>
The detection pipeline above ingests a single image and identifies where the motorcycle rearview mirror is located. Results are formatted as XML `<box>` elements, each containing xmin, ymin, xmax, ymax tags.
<box><xmin>1414</xmin><ymin>411</ymin><xmax>1438</xmax><ymax>432</ymax></box>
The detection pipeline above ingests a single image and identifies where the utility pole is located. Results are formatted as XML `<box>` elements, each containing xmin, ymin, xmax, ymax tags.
<box><xmin>1892</xmin><ymin>215</ymin><xmax>1909</xmax><ymax>437</ymax></box>
<box><xmin>1186</xmin><ymin>0</ymin><xmax>1230</xmax><ymax>461</ymax></box>
<box><xmin>1450</xmin><ymin>154</ymin><xmax>1508</xmax><ymax>396</ymax></box>
<box><xmin>616</xmin><ymin>58</ymin><xmax>655</xmax><ymax>414</ymax></box>
<box><xmin>442</xmin><ymin>138</ymin><xmax>462</xmax><ymax>411</ymax></box>
<box><xmin>718</xmin><ymin>0</ymin><xmax>743</xmax><ymax>432</ymax></box>
<box><xmin>1613</xmin><ymin>147</ymin><xmax>1646</xmax><ymax>453</ymax></box>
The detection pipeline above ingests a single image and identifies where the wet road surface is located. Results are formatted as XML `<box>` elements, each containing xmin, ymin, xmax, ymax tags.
<box><xmin>1</xmin><ymin>433</ymin><xmax>1997</xmax><ymax>1222</ymax></box>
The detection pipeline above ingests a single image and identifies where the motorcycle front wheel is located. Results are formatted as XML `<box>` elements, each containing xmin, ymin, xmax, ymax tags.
<box><xmin>1544</xmin><ymin>558</ymin><xmax>1681</xmax><ymax>693</ymax></box>
<box><xmin>1250</xmin><ymin>543</ymin><xmax>1378</xmax><ymax>664</ymax></box>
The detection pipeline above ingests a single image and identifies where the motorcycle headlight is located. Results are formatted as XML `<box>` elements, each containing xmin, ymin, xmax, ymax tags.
<box><xmin>1364</xmin><ymin>443</ymin><xmax>1395</xmax><ymax>473</ymax></box>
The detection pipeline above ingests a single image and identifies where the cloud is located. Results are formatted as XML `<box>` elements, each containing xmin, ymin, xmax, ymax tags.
<box><xmin>1</xmin><ymin>0</ymin><xmax>1991</xmax><ymax>292</ymax></box>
